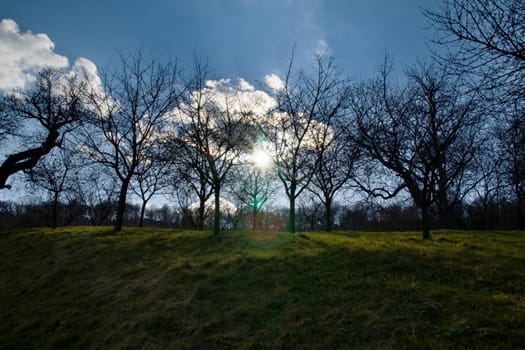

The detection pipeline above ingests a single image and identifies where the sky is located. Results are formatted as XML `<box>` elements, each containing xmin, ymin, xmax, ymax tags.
<box><xmin>1</xmin><ymin>0</ymin><xmax>439</xmax><ymax>89</ymax></box>
<box><xmin>0</xmin><ymin>0</ymin><xmax>439</xmax><ymax>205</ymax></box>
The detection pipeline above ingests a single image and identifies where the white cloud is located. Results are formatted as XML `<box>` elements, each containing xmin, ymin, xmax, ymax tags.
<box><xmin>264</xmin><ymin>73</ymin><xmax>285</xmax><ymax>91</ymax></box>
<box><xmin>238</xmin><ymin>78</ymin><xmax>255</xmax><ymax>92</ymax></box>
<box><xmin>0</xmin><ymin>18</ymin><xmax>69</xmax><ymax>91</ymax></box>
<box><xmin>205</xmin><ymin>78</ymin><xmax>230</xmax><ymax>90</ymax></box>
<box><xmin>71</xmin><ymin>57</ymin><xmax>104</xmax><ymax>95</ymax></box>
<box><xmin>0</xmin><ymin>18</ymin><xmax>104</xmax><ymax>114</ymax></box>
<box><xmin>200</xmin><ymin>78</ymin><xmax>276</xmax><ymax>118</ymax></box>
<box><xmin>314</xmin><ymin>38</ymin><xmax>332</xmax><ymax>56</ymax></box>
<box><xmin>232</xmin><ymin>78</ymin><xmax>276</xmax><ymax>117</ymax></box>
<box><xmin>72</xmin><ymin>57</ymin><xmax>99</xmax><ymax>83</ymax></box>
<box><xmin>267</xmin><ymin>111</ymin><xmax>334</xmax><ymax>151</ymax></box>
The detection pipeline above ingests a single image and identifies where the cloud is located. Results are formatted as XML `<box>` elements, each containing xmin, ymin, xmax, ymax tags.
<box><xmin>0</xmin><ymin>18</ymin><xmax>103</xmax><ymax>112</ymax></box>
<box><xmin>70</xmin><ymin>57</ymin><xmax>104</xmax><ymax>95</ymax></box>
<box><xmin>201</xmin><ymin>78</ymin><xmax>276</xmax><ymax>118</ymax></box>
<box><xmin>267</xmin><ymin>111</ymin><xmax>334</xmax><ymax>153</ymax></box>
<box><xmin>64</xmin><ymin>56</ymin><xmax>115</xmax><ymax>116</ymax></box>
<box><xmin>205</xmin><ymin>78</ymin><xmax>230</xmax><ymax>90</ymax></box>
<box><xmin>238</xmin><ymin>78</ymin><xmax>255</xmax><ymax>92</ymax></box>
<box><xmin>264</xmin><ymin>73</ymin><xmax>285</xmax><ymax>91</ymax></box>
<box><xmin>0</xmin><ymin>18</ymin><xmax>69</xmax><ymax>90</ymax></box>
<box><xmin>314</xmin><ymin>38</ymin><xmax>332</xmax><ymax>56</ymax></box>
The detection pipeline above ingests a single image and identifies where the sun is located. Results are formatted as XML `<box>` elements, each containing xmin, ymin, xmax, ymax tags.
<box><xmin>251</xmin><ymin>149</ymin><xmax>272</xmax><ymax>169</ymax></box>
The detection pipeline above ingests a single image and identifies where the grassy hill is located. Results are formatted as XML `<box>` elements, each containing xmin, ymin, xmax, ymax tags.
<box><xmin>1</xmin><ymin>227</ymin><xmax>524</xmax><ymax>349</ymax></box>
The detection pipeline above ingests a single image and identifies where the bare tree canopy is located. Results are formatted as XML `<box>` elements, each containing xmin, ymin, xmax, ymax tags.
<box><xmin>350</xmin><ymin>60</ymin><xmax>482</xmax><ymax>239</ymax></box>
<box><xmin>306</xmin><ymin>57</ymin><xmax>357</xmax><ymax>232</ymax></box>
<box><xmin>0</xmin><ymin>68</ymin><xmax>87</xmax><ymax>189</ymax></box>
<box><xmin>268</xmin><ymin>55</ymin><xmax>350</xmax><ymax>233</ymax></box>
<box><xmin>425</xmin><ymin>0</ymin><xmax>525</xmax><ymax>99</ymax></box>
<box><xmin>229</xmin><ymin>162</ymin><xmax>278</xmax><ymax>231</ymax></box>
<box><xmin>131</xmin><ymin>149</ymin><xmax>173</xmax><ymax>228</ymax></box>
<box><xmin>170</xmin><ymin>63</ymin><xmax>252</xmax><ymax>235</ymax></box>
<box><xmin>26</xmin><ymin>147</ymin><xmax>81</xmax><ymax>228</ymax></box>
<box><xmin>75</xmin><ymin>165</ymin><xmax>119</xmax><ymax>226</ymax></box>
<box><xmin>80</xmin><ymin>52</ymin><xmax>182</xmax><ymax>231</ymax></box>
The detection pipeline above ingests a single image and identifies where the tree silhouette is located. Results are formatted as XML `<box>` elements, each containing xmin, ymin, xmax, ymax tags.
<box><xmin>170</xmin><ymin>63</ymin><xmax>250</xmax><ymax>235</ymax></box>
<box><xmin>350</xmin><ymin>61</ymin><xmax>481</xmax><ymax>239</ymax></box>
<box><xmin>0</xmin><ymin>69</ymin><xmax>86</xmax><ymax>190</ymax></box>
<box><xmin>80</xmin><ymin>52</ymin><xmax>182</xmax><ymax>231</ymax></box>
<box><xmin>268</xmin><ymin>55</ymin><xmax>348</xmax><ymax>233</ymax></box>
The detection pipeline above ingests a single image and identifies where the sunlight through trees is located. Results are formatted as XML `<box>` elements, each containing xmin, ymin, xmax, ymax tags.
<box><xmin>1</xmin><ymin>0</ymin><xmax>524</xmax><ymax>235</ymax></box>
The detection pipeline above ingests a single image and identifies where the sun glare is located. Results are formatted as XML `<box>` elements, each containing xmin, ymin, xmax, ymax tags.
<box><xmin>252</xmin><ymin>149</ymin><xmax>272</xmax><ymax>169</ymax></box>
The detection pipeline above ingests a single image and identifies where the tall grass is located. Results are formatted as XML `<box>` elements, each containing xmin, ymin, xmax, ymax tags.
<box><xmin>1</xmin><ymin>227</ymin><xmax>524</xmax><ymax>349</ymax></box>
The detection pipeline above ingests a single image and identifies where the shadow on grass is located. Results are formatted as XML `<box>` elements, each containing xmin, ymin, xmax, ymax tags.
<box><xmin>1</xmin><ymin>228</ymin><xmax>524</xmax><ymax>349</ymax></box>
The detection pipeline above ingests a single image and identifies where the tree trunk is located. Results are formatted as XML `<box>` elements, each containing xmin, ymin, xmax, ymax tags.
<box><xmin>51</xmin><ymin>191</ymin><xmax>59</xmax><ymax>229</ymax></box>
<box><xmin>197</xmin><ymin>199</ymin><xmax>205</xmax><ymax>230</ymax></box>
<box><xmin>114</xmin><ymin>177</ymin><xmax>131</xmax><ymax>232</ymax></box>
<box><xmin>138</xmin><ymin>199</ymin><xmax>148</xmax><ymax>228</ymax></box>
<box><xmin>252</xmin><ymin>208</ymin><xmax>258</xmax><ymax>231</ymax></box>
<box><xmin>213</xmin><ymin>183</ymin><xmax>221</xmax><ymax>235</ymax></box>
<box><xmin>516</xmin><ymin>185</ymin><xmax>524</xmax><ymax>230</ymax></box>
<box><xmin>0</xmin><ymin>130</ymin><xmax>60</xmax><ymax>189</ymax></box>
<box><xmin>325</xmin><ymin>199</ymin><xmax>332</xmax><ymax>232</ymax></box>
<box><xmin>287</xmin><ymin>195</ymin><xmax>296</xmax><ymax>233</ymax></box>
<box><xmin>421</xmin><ymin>206</ymin><xmax>432</xmax><ymax>240</ymax></box>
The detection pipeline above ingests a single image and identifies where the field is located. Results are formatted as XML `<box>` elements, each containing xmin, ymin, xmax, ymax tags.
<box><xmin>1</xmin><ymin>227</ymin><xmax>525</xmax><ymax>349</ymax></box>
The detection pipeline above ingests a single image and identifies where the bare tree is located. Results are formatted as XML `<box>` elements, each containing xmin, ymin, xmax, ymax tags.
<box><xmin>80</xmin><ymin>52</ymin><xmax>182</xmax><ymax>231</ymax></box>
<box><xmin>497</xmin><ymin>105</ymin><xmax>525</xmax><ymax>229</ymax></box>
<box><xmin>172</xmin><ymin>156</ymin><xmax>214</xmax><ymax>230</ymax></box>
<box><xmin>298</xmin><ymin>193</ymin><xmax>323</xmax><ymax>231</ymax></box>
<box><xmin>425</xmin><ymin>0</ymin><xmax>525</xmax><ymax>100</ymax></box>
<box><xmin>230</xmin><ymin>163</ymin><xmax>278</xmax><ymax>231</ymax></box>
<box><xmin>305</xmin><ymin>62</ymin><xmax>358</xmax><ymax>231</ymax></box>
<box><xmin>0</xmin><ymin>68</ymin><xmax>87</xmax><ymax>190</ymax></box>
<box><xmin>268</xmin><ymin>55</ymin><xmax>348</xmax><ymax>233</ymax></box>
<box><xmin>309</xmin><ymin>128</ymin><xmax>360</xmax><ymax>232</ymax></box>
<box><xmin>131</xmin><ymin>158</ymin><xmax>172</xmax><ymax>228</ymax></box>
<box><xmin>76</xmin><ymin>165</ymin><xmax>119</xmax><ymax>226</ymax></box>
<box><xmin>425</xmin><ymin>0</ymin><xmax>525</xmax><ymax>229</ymax></box>
<box><xmin>170</xmin><ymin>64</ymin><xmax>250</xmax><ymax>235</ymax></box>
<box><xmin>350</xmin><ymin>61</ymin><xmax>481</xmax><ymax>239</ymax></box>
<box><xmin>26</xmin><ymin>147</ymin><xmax>78</xmax><ymax>228</ymax></box>
<box><xmin>468</xmin><ymin>139</ymin><xmax>505</xmax><ymax>229</ymax></box>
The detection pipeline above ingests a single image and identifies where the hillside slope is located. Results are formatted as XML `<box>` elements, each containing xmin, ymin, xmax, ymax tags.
<box><xmin>1</xmin><ymin>227</ymin><xmax>524</xmax><ymax>349</ymax></box>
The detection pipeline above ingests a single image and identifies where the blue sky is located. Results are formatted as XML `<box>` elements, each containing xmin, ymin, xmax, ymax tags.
<box><xmin>1</xmin><ymin>0</ymin><xmax>439</xmax><ymax>85</ymax></box>
<box><xmin>1</xmin><ymin>0</ymin><xmax>439</xmax><ymax>203</ymax></box>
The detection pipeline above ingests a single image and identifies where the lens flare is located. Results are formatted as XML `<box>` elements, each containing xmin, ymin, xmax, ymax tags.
<box><xmin>252</xmin><ymin>149</ymin><xmax>272</xmax><ymax>169</ymax></box>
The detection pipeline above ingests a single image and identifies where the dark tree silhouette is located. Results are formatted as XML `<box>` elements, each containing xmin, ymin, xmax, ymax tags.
<box><xmin>170</xmin><ymin>64</ymin><xmax>250</xmax><ymax>235</ymax></box>
<box><xmin>81</xmin><ymin>52</ymin><xmax>182</xmax><ymax>231</ymax></box>
<box><xmin>305</xmin><ymin>60</ymin><xmax>357</xmax><ymax>231</ymax></box>
<box><xmin>171</xmin><ymin>154</ymin><xmax>214</xmax><ymax>230</ymax></box>
<box><xmin>268</xmin><ymin>55</ymin><xmax>347</xmax><ymax>233</ymax></box>
<box><xmin>230</xmin><ymin>163</ymin><xmax>277</xmax><ymax>231</ymax></box>
<box><xmin>350</xmin><ymin>61</ymin><xmax>481</xmax><ymax>239</ymax></box>
<box><xmin>76</xmin><ymin>165</ymin><xmax>119</xmax><ymax>226</ymax></box>
<box><xmin>26</xmin><ymin>148</ymin><xmax>78</xmax><ymax>228</ymax></box>
<box><xmin>0</xmin><ymin>68</ymin><xmax>86</xmax><ymax>190</ymax></box>
<box><xmin>469</xmin><ymin>139</ymin><xmax>505</xmax><ymax>229</ymax></box>
<box><xmin>131</xmin><ymin>146</ymin><xmax>173</xmax><ymax>228</ymax></box>
<box><xmin>497</xmin><ymin>106</ymin><xmax>525</xmax><ymax>229</ymax></box>
<box><xmin>425</xmin><ymin>0</ymin><xmax>525</xmax><ymax>229</ymax></box>
<box><xmin>424</xmin><ymin>0</ymin><xmax>525</xmax><ymax>99</ymax></box>
<box><xmin>309</xmin><ymin>126</ymin><xmax>360</xmax><ymax>232</ymax></box>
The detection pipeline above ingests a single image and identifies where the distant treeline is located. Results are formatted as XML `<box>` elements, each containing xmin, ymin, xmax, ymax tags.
<box><xmin>1</xmin><ymin>198</ymin><xmax>522</xmax><ymax>232</ymax></box>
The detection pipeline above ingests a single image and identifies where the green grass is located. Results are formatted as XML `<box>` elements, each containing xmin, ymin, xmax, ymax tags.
<box><xmin>1</xmin><ymin>227</ymin><xmax>525</xmax><ymax>349</ymax></box>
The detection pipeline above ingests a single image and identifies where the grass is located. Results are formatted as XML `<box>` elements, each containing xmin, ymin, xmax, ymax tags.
<box><xmin>1</xmin><ymin>227</ymin><xmax>525</xmax><ymax>349</ymax></box>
